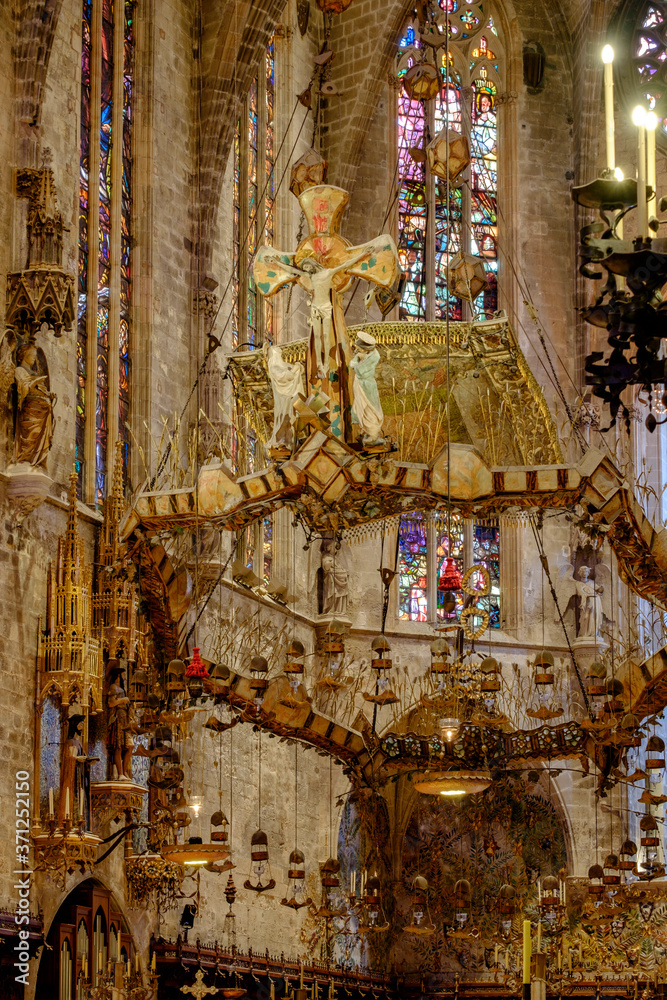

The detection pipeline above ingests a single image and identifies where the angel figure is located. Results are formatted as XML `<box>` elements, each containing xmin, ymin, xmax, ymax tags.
<box><xmin>1</xmin><ymin>335</ymin><xmax>56</xmax><ymax>469</ymax></box>
<box><xmin>555</xmin><ymin>557</ymin><xmax>611</xmax><ymax>641</ymax></box>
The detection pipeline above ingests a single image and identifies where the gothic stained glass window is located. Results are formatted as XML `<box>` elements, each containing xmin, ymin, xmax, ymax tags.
<box><xmin>631</xmin><ymin>3</ymin><xmax>667</xmax><ymax>134</ymax></box>
<box><xmin>436</xmin><ymin>514</ymin><xmax>465</xmax><ymax>619</ymax></box>
<box><xmin>398</xmin><ymin>513</ymin><xmax>500</xmax><ymax>625</ymax></box>
<box><xmin>398</xmin><ymin>515</ymin><xmax>429</xmax><ymax>621</ymax></box>
<box><xmin>96</xmin><ymin>0</ymin><xmax>113</xmax><ymax>503</ymax></box>
<box><xmin>396</xmin><ymin>7</ymin><xmax>501</xmax><ymax>320</ymax></box>
<box><xmin>119</xmin><ymin>0</ymin><xmax>133</xmax><ymax>482</ymax></box>
<box><xmin>77</xmin><ymin>0</ymin><xmax>134</xmax><ymax>504</ymax></box>
<box><xmin>76</xmin><ymin>0</ymin><xmax>92</xmax><ymax>494</ymax></box>
<box><xmin>231</xmin><ymin>37</ymin><xmax>276</xmax><ymax>354</ymax></box>
<box><xmin>473</xmin><ymin>520</ymin><xmax>500</xmax><ymax>625</ymax></box>
<box><xmin>263</xmin><ymin>514</ymin><xmax>273</xmax><ymax>584</ymax></box>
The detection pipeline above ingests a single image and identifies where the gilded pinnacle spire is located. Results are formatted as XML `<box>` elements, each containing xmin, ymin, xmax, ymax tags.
<box><xmin>66</xmin><ymin>468</ymin><xmax>79</xmax><ymax>561</ymax></box>
<box><xmin>112</xmin><ymin>439</ymin><xmax>124</xmax><ymax>500</ymax></box>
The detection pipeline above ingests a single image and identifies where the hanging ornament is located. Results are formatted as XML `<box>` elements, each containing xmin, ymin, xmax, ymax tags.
<box><xmin>315</xmin><ymin>0</ymin><xmax>353</xmax><ymax>15</ymax></box>
<box><xmin>249</xmin><ymin>654</ymin><xmax>269</xmax><ymax>710</ymax></box>
<box><xmin>586</xmin><ymin>661</ymin><xmax>607</xmax><ymax>718</ymax></box>
<box><xmin>316</xmin><ymin>622</ymin><xmax>351</xmax><ymax>692</ymax></box>
<box><xmin>426</xmin><ymin>129</ymin><xmax>471</xmax><ymax>183</ymax></box>
<box><xmin>280</xmin><ymin>639</ymin><xmax>310</xmax><ymax>709</ymax></box>
<box><xmin>452</xmin><ymin>878</ymin><xmax>472</xmax><ymax>931</ymax></box>
<box><xmin>587</xmin><ymin>863</ymin><xmax>604</xmax><ymax>901</ymax></box>
<box><xmin>185</xmin><ymin>647</ymin><xmax>208</xmax><ymax>701</ymax></box>
<box><xmin>316</xmin><ymin>857</ymin><xmax>344</xmax><ymax>918</ymax></box>
<box><xmin>646</xmin><ymin>735</ymin><xmax>666</xmax><ymax>779</ymax></box>
<box><xmin>289</xmin><ymin>148</ymin><xmax>328</xmax><ymax>197</ymax></box>
<box><xmin>619</xmin><ymin>839</ymin><xmax>637</xmax><ymax>874</ymax></box>
<box><xmin>166</xmin><ymin>658</ymin><xmax>186</xmax><ymax>699</ymax></box>
<box><xmin>402</xmin><ymin>61</ymin><xmax>440</xmax><ymax>102</ymax></box>
<box><xmin>222</xmin><ymin>873</ymin><xmax>237</xmax><ymax>949</ymax></box>
<box><xmin>447</xmin><ymin>252</ymin><xmax>489</xmax><ymax>301</ymax></box>
<box><xmin>129</xmin><ymin>666</ymin><xmax>148</xmax><ymax>704</ymax></box>
<box><xmin>281</xmin><ymin>849</ymin><xmax>312</xmax><ymax>910</ymax></box>
<box><xmin>357</xmin><ymin>873</ymin><xmax>389</xmax><ymax>933</ymax></box>
<box><xmin>403</xmin><ymin>875</ymin><xmax>436</xmax><ymax>934</ymax></box>
<box><xmin>602</xmin><ymin>853</ymin><xmax>621</xmax><ymax>888</ymax></box>
<box><xmin>363</xmin><ymin>636</ymin><xmax>399</xmax><ymax>705</ymax></box>
<box><xmin>636</xmin><ymin>815</ymin><xmax>664</xmax><ymax>880</ymax></box>
<box><xmin>498</xmin><ymin>884</ymin><xmax>516</xmax><ymax>937</ymax></box>
<box><xmin>439</xmin><ymin>556</ymin><xmax>463</xmax><ymax>593</ymax></box>
<box><xmin>244</xmin><ymin>830</ymin><xmax>276</xmax><ymax>892</ymax></box>
<box><xmin>430</xmin><ymin>637</ymin><xmax>451</xmax><ymax>680</ymax></box>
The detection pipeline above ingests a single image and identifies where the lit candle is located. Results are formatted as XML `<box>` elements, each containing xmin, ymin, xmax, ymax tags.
<box><xmin>646</xmin><ymin>110</ymin><xmax>658</xmax><ymax>214</ymax></box>
<box><xmin>602</xmin><ymin>44</ymin><xmax>615</xmax><ymax>170</ymax></box>
<box><xmin>633</xmin><ymin>105</ymin><xmax>648</xmax><ymax>239</ymax></box>
<box><xmin>65</xmin><ymin>787</ymin><xmax>70</xmax><ymax>819</ymax></box>
<box><xmin>48</xmin><ymin>788</ymin><xmax>54</xmax><ymax>819</ymax></box>
<box><xmin>523</xmin><ymin>919</ymin><xmax>531</xmax><ymax>986</ymax></box>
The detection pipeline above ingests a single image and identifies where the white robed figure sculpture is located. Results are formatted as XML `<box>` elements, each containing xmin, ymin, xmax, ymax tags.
<box><xmin>265</xmin><ymin>344</ymin><xmax>304</xmax><ymax>456</ymax></box>
<box><xmin>350</xmin><ymin>331</ymin><xmax>384</xmax><ymax>445</ymax></box>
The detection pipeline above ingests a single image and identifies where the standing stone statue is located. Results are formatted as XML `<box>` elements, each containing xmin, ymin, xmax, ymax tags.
<box><xmin>574</xmin><ymin>565</ymin><xmax>604</xmax><ymax>639</ymax></box>
<box><xmin>350</xmin><ymin>330</ymin><xmax>384</xmax><ymax>446</ymax></box>
<box><xmin>317</xmin><ymin>541</ymin><xmax>348</xmax><ymax>616</ymax></box>
<box><xmin>106</xmin><ymin>660</ymin><xmax>138</xmax><ymax>780</ymax></box>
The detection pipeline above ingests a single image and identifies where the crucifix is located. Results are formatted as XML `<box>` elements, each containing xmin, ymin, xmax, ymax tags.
<box><xmin>253</xmin><ymin>184</ymin><xmax>399</xmax><ymax>442</ymax></box>
<box><xmin>180</xmin><ymin>969</ymin><xmax>219</xmax><ymax>998</ymax></box>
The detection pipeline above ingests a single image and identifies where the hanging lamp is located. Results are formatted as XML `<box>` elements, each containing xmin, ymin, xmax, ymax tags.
<box><xmin>363</xmin><ymin>636</ymin><xmax>399</xmax><ymax>706</ymax></box>
<box><xmin>412</xmin><ymin>768</ymin><xmax>491</xmax><ymax>796</ymax></box>
<box><xmin>357</xmin><ymin>873</ymin><xmax>389</xmax><ymax>933</ymax></box>
<box><xmin>403</xmin><ymin>875</ymin><xmax>435</xmax><ymax>934</ymax></box>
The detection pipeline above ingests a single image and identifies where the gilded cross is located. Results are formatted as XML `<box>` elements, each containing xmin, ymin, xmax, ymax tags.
<box><xmin>180</xmin><ymin>969</ymin><xmax>219</xmax><ymax>999</ymax></box>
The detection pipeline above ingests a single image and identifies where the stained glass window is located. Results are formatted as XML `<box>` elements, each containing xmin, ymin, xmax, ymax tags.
<box><xmin>628</xmin><ymin>3</ymin><xmax>667</xmax><ymax>135</ymax></box>
<box><xmin>231</xmin><ymin>38</ymin><xmax>276</xmax><ymax>353</ymax></box>
<box><xmin>77</xmin><ymin>0</ymin><xmax>134</xmax><ymax>503</ymax></box>
<box><xmin>396</xmin><ymin>8</ymin><xmax>501</xmax><ymax>321</ymax></box>
<box><xmin>398</xmin><ymin>514</ymin><xmax>429</xmax><ymax>621</ymax></box>
<box><xmin>398</xmin><ymin>513</ymin><xmax>500</xmax><ymax>626</ymax></box>
<box><xmin>263</xmin><ymin>515</ymin><xmax>273</xmax><ymax>584</ymax></box>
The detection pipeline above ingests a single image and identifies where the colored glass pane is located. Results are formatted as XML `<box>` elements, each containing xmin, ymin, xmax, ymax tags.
<box><xmin>247</xmin><ymin>77</ymin><xmax>258</xmax><ymax>348</ymax></box>
<box><xmin>232</xmin><ymin>121</ymin><xmax>240</xmax><ymax>350</ymax></box>
<box><xmin>436</xmin><ymin>515</ymin><xmax>465</xmax><ymax>619</ymax></box>
<box><xmin>398</xmin><ymin>514</ymin><xmax>428</xmax><ymax>621</ymax></box>
<box><xmin>119</xmin><ymin>0</ymin><xmax>133</xmax><ymax>485</ymax></box>
<box><xmin>264</xmin><ymin>41</ymin><xmax>274</xmax><ymax>342</ymax></box>
<box><xmin>473</xmin><ymin>520</ymin><xmax>500</xmax><ymax>626</ymax></box>
<box><xmin>633</xmin><ymin>4</ymin><xmax>667</xmax><ymax>134</ymax></box>
<box><xmin>397</xmin><ymin>92</ymin><xmax>426</xmax><ymax>320</ymax></box>
<box><xmin>263</xmin><ymin>515</ymin><xmax>273</xmax><ymax>584</ymax></box>
<box><xmin>76</xmin><ymin>0</ymin><xmax>92</xmax><ymax>496</ymax></box>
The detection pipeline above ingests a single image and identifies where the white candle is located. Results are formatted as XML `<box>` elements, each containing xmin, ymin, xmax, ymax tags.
<box><xmin>633</xmin><ymin>105</ymin><xmax>648</xmax><ymax>239</ymax></box>
<box><xmin>494</xmin><ymin>944</ymin><xmax>499</xmax><ymax>966</ymax></box>
<box><xmin>646</xmin><ymin>110</ymin><xmax>658</xmax><ymax>213</ymax></box>
<box><xmin>558</xmin><ymin>950</ymin><xmax>562</xmax><ymax>972</ymax></box>
<box><xmin>351</xmin><ymin>870</ymin><xmax>356</xmax><ymax>896</ymax></box>
<box><xmin>65</xmin><ymin>787</ymin><xmax>70</xmax><ymax>819</ymax></box>
<box><xmin>79</xmin><ymin>788</ymin><xmax>84</xmax><ymax>819</ymax></box>
<box><xmin>602</xmin><ymin>45</ymin><xmax>615</xmax><ymax>170</ymax></box>
<box><xmin>151</xmin><ymin>953</ymin><xmax>156</xmax><ymax>972</ymax></box>
<box><xmin>48</xmin><ymin>788</ymin><xmax>54</xmax><ymax>818</ymax></box>
<box><xmin>537</xmin><ymin>920</ymin><xmax>542</xmax><ymax>951</ymax></box>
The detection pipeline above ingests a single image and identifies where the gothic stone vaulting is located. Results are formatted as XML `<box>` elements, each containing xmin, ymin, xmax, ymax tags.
<box><xmin>6</xmin><ymin>0</ymin><xmax>667</xmax><ymax>999</ymax></box>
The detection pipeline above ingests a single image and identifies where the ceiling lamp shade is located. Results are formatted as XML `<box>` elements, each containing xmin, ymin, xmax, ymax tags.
<box><xmin>447</xmin><ymin>252</ymin><xmax>489</xmax><ymax>301</ymax></box>
<box><xmin>281</xmin><ymin>849</ymin><xmax>312</xmax><ymax>910</ymax></box>
<box><xmin>412</xmin><ymin>769</ymin><xmax>491</xmax><ymax>796</ymax></box>
<box><xmin>161</xmin><ymin>836</ymin><xmax>231</xmax><ymax>868</ymax></box>
<box><xmin>402</xmin><ymin>62</ymin><xmax>440</xmax><ymax>101</ymax></box>
<box><xmin>427</xmin><ymin>128</ymin><xmax>470</xmax><ymax>183</ymax></box>
<box><xmin>587</xmin><ymin>863</ymin><xmax>604</xmax><ymax>899</ymax></box>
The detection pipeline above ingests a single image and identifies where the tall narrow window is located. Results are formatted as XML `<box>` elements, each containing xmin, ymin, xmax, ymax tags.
<box><xmin>396</xmin><ymin>6</ymin><xmax>501</xmax><ymax>320</ymax></box>
<box><xmin>77</xmin><ymin>0</ymin><xmax>134</xmax><ymax>503</ymax></box>
<box><xmin>232</xmin><ymin>39</ymin><xmax>275</xmax><ymax>352</ymax></box>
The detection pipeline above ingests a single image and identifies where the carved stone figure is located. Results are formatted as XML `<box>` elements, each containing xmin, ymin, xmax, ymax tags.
<box><xmin>266</xmin><ymin>344</ymin><xmax>304</xmax><ymax>456</ymax></box>
<box><xmin>317</xmin><ymin>540</ymin><xmax>348</xmax><ymax>616</ymax></box>
<box><xmin>555</xmin><ymin>554</ymin><xmax>611</xmax><ymax>642</ymax></box>
<box><xmin>574</xmin><ymin>565</ymin><xmax>604</xmax><ymax>638</ymax></box>
<box><xmin>106</xmin><ymin>660</ymin><xmax>138</xmax><ymax>780</ymax></box>
<box><xmin>350</xmin><ymin>330</ymin><xmax>384</xmax><ymax>445</ymax></box>
<box><xmin>13</xmin><ymin>342</ymin><xmax>55</xmax><ymax>467</ymax></box>
<box><xmin>58</xmin><ymin>713</ymin><xmax>88</xmax><ymax>828</ymax></box>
